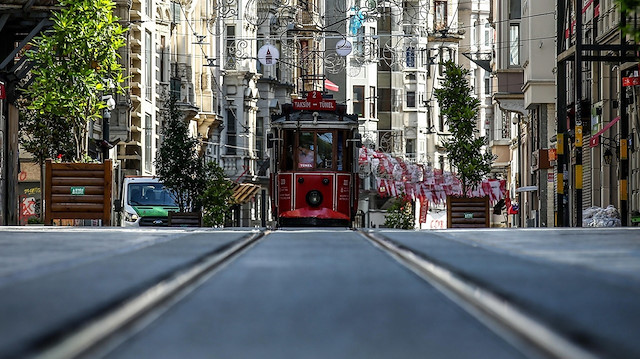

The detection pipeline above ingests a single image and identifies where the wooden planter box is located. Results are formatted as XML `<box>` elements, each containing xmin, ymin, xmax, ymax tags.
<box><xmin>446</xmin><ymin>195</ymin><xmax>490</xmax><ymax>228</ymax></box>
<box><xmin>168</xmin><ymin>211</ymin><xmax>202</xmax><ymax>227</ymax></box>
<box><xmin>44</xmin><ymin>160</ymin><xmax>112</xmax><ymax>225</ymax></box>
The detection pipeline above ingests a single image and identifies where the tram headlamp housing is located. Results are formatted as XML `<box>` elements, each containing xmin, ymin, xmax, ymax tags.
<box><xmin>306</xmin><ymin>190</ymin><xmax>323</xmax><ymax>207</ymax></box>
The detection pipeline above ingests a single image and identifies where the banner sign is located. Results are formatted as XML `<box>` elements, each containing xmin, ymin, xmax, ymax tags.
<box><xmin>293</xmin><ymin>91</ymin><xmax>336</xmax><ymax>111</ymax></box>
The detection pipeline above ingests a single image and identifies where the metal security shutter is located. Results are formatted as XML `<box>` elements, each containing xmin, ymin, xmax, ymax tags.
<box><xmin>583</xmin><ymin>133</ymin><xmax>592</xmax><ymax>209</ymax></box>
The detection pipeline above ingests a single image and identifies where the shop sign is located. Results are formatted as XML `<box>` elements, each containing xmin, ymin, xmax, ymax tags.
<box><xmin>70</xmin><ymin>186</ymin><xmax>85</xmax><ymax>195</ymax></box>
<box><xmin>623</xmin><ymin>76</ymin><xmax>640</xmax><ymax>87</ymax></box>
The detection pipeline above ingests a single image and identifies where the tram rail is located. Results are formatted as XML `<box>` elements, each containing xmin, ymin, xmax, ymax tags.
<box><xmin>31</xmin><ymin>230</ymin><xmax>269</xmax><ymax>359</ymax></box>
<box><xmin>358</xmin><ymin>229</ymin><xmax>600</xmax><ymax>359</ymax></box>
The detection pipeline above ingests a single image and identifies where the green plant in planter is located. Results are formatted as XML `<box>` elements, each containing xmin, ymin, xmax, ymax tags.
<box><xmin>27</xmin><ymin>216</ymin><xmax>44</xmax><ymax>225</ymax></box>
<box><xmin>434</xmin><ymin>61</ymin><xmax>494</xmax><ymax>195</ymax></box>
<box><xmin>384</xmin><ymin>196</ymin><xmax>415</xmax><ymax>229</ymax></box>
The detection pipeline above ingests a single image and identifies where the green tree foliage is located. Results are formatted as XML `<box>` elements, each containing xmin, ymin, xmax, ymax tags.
<box><xmin>155</xmin><ymin>96</ymin><xmax>205</xmax><ymax>212</ymax></box>
<box><xmin>616</xmin><ymin>0</ymin><xmax>640</xmax><ymax>43</ymax></box>
<box><xmin>200</xmin><ymin>162</ymin><xmax>234</xmax><ymax>227</ymax></box>
<box><xmin>384</xmin><ymin>196</ymin><xmax>415</xmax><ymax>229</ymax></box>
<box><xmin>155</xmin><ymin>96</ymin><xmax>233</xmax><ymax>223</ymax></box>
<box><xmin>19</xmin><ymin>0</ymin><xmax>127</xmax><ymax>161</ymax></box>
<box><xmin>434</xmin><ymin>61</ymin><xmax>494</xmax><ymax>195</ymax></box>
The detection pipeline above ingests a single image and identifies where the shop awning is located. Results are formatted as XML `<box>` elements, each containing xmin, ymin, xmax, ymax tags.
<box><xmin>231</xmin><ymin>183</ymin><xmax>261</xmax><ymax>204</ymax></box>
<box><xmin>325</xmin><ymin>79</ymin><xmax>339</xmax><ymax>92</ymax></box>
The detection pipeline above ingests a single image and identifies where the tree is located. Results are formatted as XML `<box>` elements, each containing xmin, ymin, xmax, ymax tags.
<box><xmin>19</xmin><ymin>0</ymin><xmax>127</xmax><ymax>160</ymax></box>
<box><xmin>155</xmin><ymin>96</ymin><xmax>205</xmax><ymax>212</ymax></box>
<box><xmin>616</xmin><ymin>0</ymin><xmax>640</xmax><ymax>43</ymax></box>
<box><xmin>155</xmin><ymin>96</ymin><xmax>234</xmax><ymax>222</ymax></box>
<box><xmin>434</xmin><ymin>61</ymin><xmax>494</xmax><ymax>195</ymax></box>
<box><xmin>200</xmin><ymin>162</ymin><xmax>234</xmax><ymax>227</ymax></box>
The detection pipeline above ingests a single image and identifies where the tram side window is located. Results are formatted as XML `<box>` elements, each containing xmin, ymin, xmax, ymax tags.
<box><xmin>283</xmin><ymin>130</ymin><xmax>295</xmax><ymax>171</ymax></box>
<box><xmin>316</xmin><ymin>132</ymin><xmax>333</xmax><ymax>169</ymax></box>
<box><xmin>337</xmin><ymin>132</ymin><xmax>344</xmax><ymax>171</ymax></box>
<box><xmin>298</xmin><ymin>132</ymin><xmax>315</xmax><ymax>169</ymax></box>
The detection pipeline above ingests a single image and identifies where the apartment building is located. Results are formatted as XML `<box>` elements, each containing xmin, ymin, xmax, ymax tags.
<box><xmin>556</xmin><ymin>0</ymin><xmax>640</xmax><ymax>226</ymax></box>
<box><xmin>488</xmin><ymin>0</ymin><xmax>526</xmax><ymax>227</ymax></box>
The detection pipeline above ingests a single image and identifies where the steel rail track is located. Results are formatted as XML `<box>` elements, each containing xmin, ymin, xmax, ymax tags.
<box><xmin>32</xmin><ymin>229</ymin><xmax>269</xmax><ymax>359</ymax></box>
<box><xmin>358</xmin><ymin>229</ymin><xmax>601</xmax><ymax>359</ymax></box>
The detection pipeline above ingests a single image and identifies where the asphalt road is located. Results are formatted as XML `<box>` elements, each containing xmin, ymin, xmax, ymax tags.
<box><xmin>0</xmin><ymin>227</ymin><xmax>638</xmax><ymax>359</ymax></box>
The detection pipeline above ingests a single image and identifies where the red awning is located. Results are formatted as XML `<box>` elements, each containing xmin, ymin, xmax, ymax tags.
<box><xmin>324</xmin><ymin>79</ymin><xmax>339</xmax><ymax>92</ymax></box>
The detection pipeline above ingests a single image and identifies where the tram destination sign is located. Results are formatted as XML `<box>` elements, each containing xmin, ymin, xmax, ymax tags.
<box><xmin>293</xmin><ymin>90</ymin><xmax>336</xmax><ymax>111</ymax></box>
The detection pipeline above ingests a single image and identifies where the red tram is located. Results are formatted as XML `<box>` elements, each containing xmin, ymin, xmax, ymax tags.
<box><xmin>269</xmin><ymin>91</ymin><xmax>360</xmax><ymax>227</ymax></box>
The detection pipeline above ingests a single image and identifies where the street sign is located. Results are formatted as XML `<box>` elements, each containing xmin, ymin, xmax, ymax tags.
<box><xmin>258</xmin><ymin>44</ymin><xmax>279</xmax><ymax>66</ymax></box>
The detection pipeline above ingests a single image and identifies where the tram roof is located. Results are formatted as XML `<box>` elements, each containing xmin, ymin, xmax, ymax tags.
<box><xmin>271</xmin><ymin>107</ymin><xmax>359</xmax><ymax>130</ymax></box>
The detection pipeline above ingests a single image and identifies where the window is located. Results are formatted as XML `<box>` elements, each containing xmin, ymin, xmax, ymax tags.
<box><xmin>406</xmin><ymin>139</ymin><xmax>415</xmax><ymax>155</ymax></box>
<box><xmin>256</xmin><ymin>117</ymin><xmax>264</xmax><ymax>159</ymax></box>
<box><xmin>226</xmin><ymin>109</ymin><xmax>236</xmax><ymax>155</ymax></box>
<box><xmin>145</xmin><ymin>0</ymin><xmax>152</xmax><ymax>17</ymax></box>
<box><xmin>378</xmin><ymin>47</ymin><xmax>392</xmax><ymax>72</ymax></box>
<box><xmin>226</xmin><ymin>25</ymin><xmax>236</xmax><ymax>70</ymax></box>
<box><xmin>509</xmin><ymin>24</ymin><xmax>519</xmax><ymax>66</ymax></box>
<box><xmin>406</xmin><ymin>91</ymin><xmax>416</xmax><ymax>108</ymax></box>
<box><xmin>439</xmin><ymin>47</ymin><xmax>452</xmax><ymax>75</ymax></box>
<box><xmin>295</xmin><ymin>131</ymin><xmax>339</xmax><ymax>170</ymax></box>
<box><xmin>369</xmin><ymin>86</ymin><xmax>376</xmax><ymax>118</ymax></box>
<box><xmin>355</xmin><ymin>26</ymin><xmax>365</xmax><ymax>56</ymax></box>
<box><xmin>171</xmin><ymin>1</ymin><xmax>181</xmax><ymax>23</ymax></box>
<box><xmin>378</xmin><ymin>7</ymin><xmax>391</xmax><ymax>33</ymax></box>
<box><xmin>170</xmin><ymin>77</ymin><xmax>180</xmax><ymax>100</ymax></box>
<box><xmin>509</xmin><ymin>0</ymin><xmax>521</xmax><ymax>20</ymax></box>
<box><xmin>159</xmin><ymin>36</ymin><xmax>167</xmax><ymax>83</ymax></box>
<box><xmin>145</xmin><ymin>30</ymin><xmax>153</xmax><ymax>101</ymax></box>
<box><xmin>484</xmin><ymin>22</ymin><xmax>491</xmax><ymax>47</ymax></box>
<box><xmin>316</xmin><ymin>132</ymin><xmax>333</xmax><ymax>169</ymax></box>
<box><xmin>145</xmin><ymin>113</ymin><xmax>152</xmax><ymax>172</ymax></box>
<box><xmin>484</xmin><ymin>72</ymin><xmax>491</xmax><ymax>95</ymax></box>
<box><xmin>298</xmin><ymin>132</ymin><xmax>315</xmax><ymax>168</ymax></box>
<box><xmin>501</xmin><ymin>112</ymin><xmax>511</xmax><ymax>139</ymax></box>
<box><xmin>435</xmin><ymin>1</ymin><xmax>447</xmax><ymax>30</ymax></box>
<box><xmin>353</xmin><ymin>86</ymin><xmax>365</xmax><ymax>116</ymax></box>
<box><xmin>378</xmin><ymin>88</ymin><xmax>391</xmax><ymax>112</ymax></box>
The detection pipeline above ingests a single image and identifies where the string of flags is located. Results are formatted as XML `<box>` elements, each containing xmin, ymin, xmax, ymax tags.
<box><xmin>358</xmin><ymin>147</ymin><xmax>507</xmax><ymax>205</ymax></box>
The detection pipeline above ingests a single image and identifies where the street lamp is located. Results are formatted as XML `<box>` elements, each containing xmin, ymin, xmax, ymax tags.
<box><xmin>603</xmin><ymin>148</ymin><xmax>613</xmax><ymax>165</ymax></box>
<box><xmin>601</xmin><ymin>134</ymin><xmax>619</xmax><ymax>165</ymax></box>
<box><xmin>101</xmin><ymin>95</ymin><xmax>116</xmax><ymax>161</ymax></box>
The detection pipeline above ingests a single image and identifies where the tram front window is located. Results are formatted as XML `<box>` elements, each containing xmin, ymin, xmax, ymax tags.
<box><xmin>298</xmin><ymin>132</ymin><xmax>315</xmax><ymax>169</ymax></box>
<box><xmin>317</xmin><ymin>132</ymin><xmax>333</xmax><ymax>169</ymax></box>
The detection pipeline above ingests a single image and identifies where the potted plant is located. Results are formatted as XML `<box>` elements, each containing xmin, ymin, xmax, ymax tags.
<box><xmin>434</xmin><ymin>61</ymin><xmax>494</xmax><ymax>227</ymax></box>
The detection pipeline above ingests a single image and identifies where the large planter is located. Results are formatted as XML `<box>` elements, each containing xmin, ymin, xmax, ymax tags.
<box><xmin>446</xmin><ymin>195</ymin><xmax>490</xmax><ymax>228</ymax></box>
<box><xmin>168</xmin><ymin>211</ymin><xmax>202</xmax><ymax>227</ymax></box>
<box><xmin>44</xmin><ymin>159</ymin><xmax>113</xmax><ymax>226</ymax></box>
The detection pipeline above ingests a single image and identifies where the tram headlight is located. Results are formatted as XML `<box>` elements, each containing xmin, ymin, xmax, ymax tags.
<box><xmin>306</xmin><ymin>190</ymin><xmax>323</xmax><ymax>207</ymax></box>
